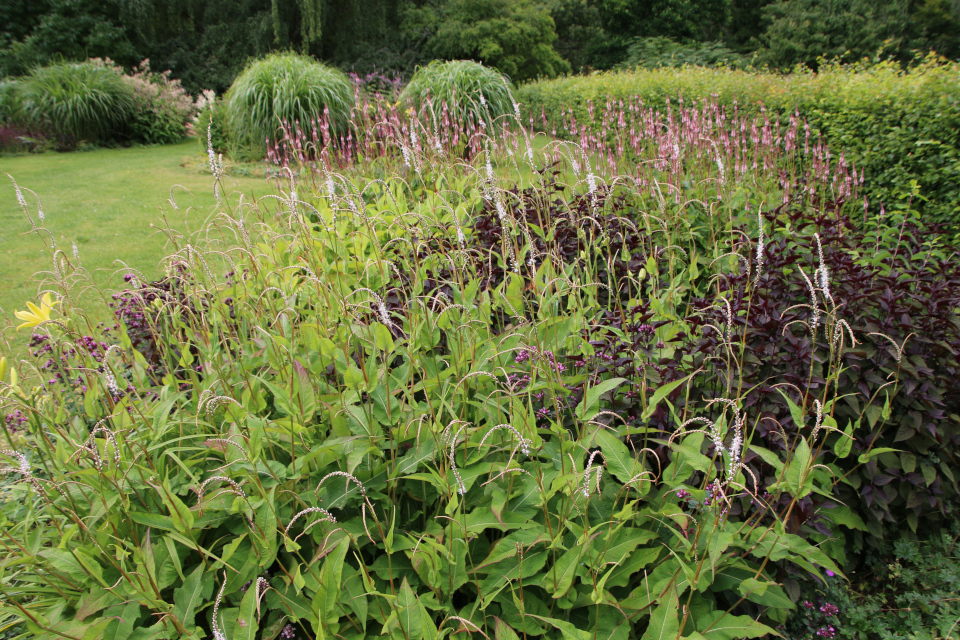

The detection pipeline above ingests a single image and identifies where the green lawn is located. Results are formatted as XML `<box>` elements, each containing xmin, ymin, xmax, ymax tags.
<box><xmin>0</xmin><ymin>140</ymin><xmax>275</xmax><ymax>357</ymax></box>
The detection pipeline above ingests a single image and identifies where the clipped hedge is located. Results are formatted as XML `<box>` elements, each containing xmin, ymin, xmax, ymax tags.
<box><xmin>517</xmin><ymin>57</ymin><xmax>960</xmax><ymax>226</ymax></box>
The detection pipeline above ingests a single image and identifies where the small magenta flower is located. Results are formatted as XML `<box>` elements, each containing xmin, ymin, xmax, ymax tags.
<box><xmin>820</xmin><ymin>603</ymin><xmax>839</xmax><ymax>616</ymax></box>
<box><xmin>676</xmin><ymin>489</ymin><xmax>691</xmax><ymax>500</ymax></box>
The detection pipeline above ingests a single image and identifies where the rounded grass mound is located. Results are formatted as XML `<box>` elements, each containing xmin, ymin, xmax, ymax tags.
<box><xmin>401</xmin><ymin>59</ymin><xmax>515</xmax><ymax>128</ymax></box>
<box><xmin>224</xmin><ymin>52</ymin><xmax>354</xmax><ymax>161</ymax></box>
<box><xmin>18</xmin><ymin>62</ymin><xmax>134</xmax><ymax>148</ymax></box>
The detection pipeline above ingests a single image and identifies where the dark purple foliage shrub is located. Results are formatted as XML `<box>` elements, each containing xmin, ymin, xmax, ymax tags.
<box><xmin>684</xmin><ymin>205</ymin><xmax>960</xmax><ymax>539</ymax></box>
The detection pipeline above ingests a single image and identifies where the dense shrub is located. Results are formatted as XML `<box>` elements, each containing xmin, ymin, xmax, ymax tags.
<box><xmin>516</xmin><ymin>58</ymin><xmax>960</xmax><ymax>227</ymax></box>
<box><xmin>0</xmin><ymin>80</ymin><xmax>22</xmax><ymax>124</ymax></box>
<box><xmin>683</xmin><ymin>204</ymin><xmax>960</xmax><ymax>540</ymax></box>
<box><xmin>0</xmin><ymin>80</ymin><xmax>49</xmax><ymax>153</ymax></box>
<box><xmin>401</xmin><ymin>59</ymin><xmax>516</xmax><ymax>130</ymax></box>
<box><xmin>124</xmin><ymin>59</ymin><xmax>197</xmax><ymax>145</ymax></box>
<box><xmin>194</xmin><ymin>92</ymin><xmax>229</xmax><ymax>155</ymax></box>
<box><xmin>224</xmin><ymin>52</ymin><xmax>355</xmax><ymax>161</ymax></box>
<box><xmin>16</xmin><ymin>60</ymin><xmax>134</xmax><ymax>149</ymax></box>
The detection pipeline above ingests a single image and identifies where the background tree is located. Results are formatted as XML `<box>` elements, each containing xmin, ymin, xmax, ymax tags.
<box><xmin>545</xmin><ymin>0</ymin><xmax>605</xmax><ymax>73</ymax></box>
<box><xmin>404</xmin><ymin>0</ymin><xmax>569</xmax><ymax>82</ymax></box>
<box><xmin>591</xmin><ymin>0</ymin><xmax>732</xmax><ymax>65</ymax></box>
<box><xmin>758</xmin><ymin>0</ymin><xmax>910</xmax><ymax>68</ymax></box>
<box><xmin>0</xmin><ymin>0</ymin><xmax>137</xmax><ymax>77</ymax></box>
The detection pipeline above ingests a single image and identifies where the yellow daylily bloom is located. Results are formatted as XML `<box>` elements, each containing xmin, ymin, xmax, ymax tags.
<box><xmin>15</xmin><ymin>293</ymin><xmax>60</xmax><ymax>331</ymax></box>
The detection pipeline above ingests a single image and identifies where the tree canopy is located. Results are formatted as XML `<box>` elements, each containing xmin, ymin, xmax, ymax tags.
<box><xmin>1</xmin><ymin>0</ymin><xmax>957</xmax><ymax>91</ymax></box>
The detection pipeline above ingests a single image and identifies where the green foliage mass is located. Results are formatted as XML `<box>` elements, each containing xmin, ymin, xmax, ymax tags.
<box><xmin>400</xmin><ymin>59</ymin><xmax>515</xmax><ymax>128</ymax></box>
<box><xmin>405</xmin><ymin>0</ymin><xmax>569</xmax><ymax>82</ymax></box>
<box><xmin>517</xmin><ymin>59</ymin><xmax>960</xmax><ymax>226</ymax></box>
<box><xmin>0</xmin><ymin>145</ymin><xmax>843</xmax><ymax>640</ymax></box>
<box><xmin>0</xmin><ymin>79</ymin><xmax>21</xmax><ymax>124</ymax></box>
<box><xmin>594</xmin><ymin>0</ymin><xmax>732</xmax><ymax>42</ymax></box>
<box><xmin>758</xmin><ymin>0</ymin><xmax>910</xmax><ymax>69</ymax></box>
<box><xmin>0</xmin><ymin>0</ymin><xmax>138</xmax><ymax>77</ymax></box>
<box><xmin>620</xmin><ymin>37</ymin><xmax>749</xmax><ymax>70</ymax></box>
<box><xmin>16</xmin><ymin>61</ymin><xmax>134</xmax><ymax>148</ymax></box>
<box><xmin>224</xmin><ymin>52</ymin><xmax>354</xmax><ymax>161</ymax></box>
<box><xmin>2</xmin><ymin>0</ymin><xmax>958</xmax><ymax>90</ymax></box>
<box><xmin>589</xmin><ymin>0</ymin><xmax>733</xmax><ymax>65</ymax></box>
<box><xmin>759</xmin><ymin>0</ymin><xmax>960</xmax><ymax>68</ymax></box>
<box><xmin>784</xmin><ymin>515</ymin><xmax>960</xmax><ymax>639</ymax></box>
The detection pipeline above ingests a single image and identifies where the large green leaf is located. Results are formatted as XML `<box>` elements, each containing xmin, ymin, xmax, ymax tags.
<box><xmin>545</xmin><ymin>545</ymin><xmax>584</xmax><ymax>599</ymax></box>
<box><xmin>642</xmin><ymin>371</ymin><xmax>699</xmax><ymax>421</ymax></box>
<box><xmin>699</xmin><ymin>611</ymin><xmax>779</xmax><ymax>640</ymax></box>
<box><xmin>172</xmin><ymin>565</ymin><xmax>214</xmax><ymax>629</ymax></box>
<box><xmin>640</xmin><ymin>582</ymin><xmax>679</xmax><ymax>640</ymax></box>
<box><xmin>593</xmin><ymin>429</ymin><xmax>639</xmax><ymax>484</ymax></box>
<box><xmin>785</xmin><ymin>438</ymin><xmax>813</xmax><ymax>498</ymax></box>
<box><xmin>577</xmin><ymin>378</ymin><xmax>628</xmax><ymax>421</ymax></box>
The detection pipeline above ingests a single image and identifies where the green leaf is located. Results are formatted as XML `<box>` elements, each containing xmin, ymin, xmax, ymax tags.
<box><xmin>641</xmin><ymin>582</ymin><xmax>679</xmax><ymax>640</ymax></box>
<box><xmin>577</xmin><ymin>377</ymin><xmax>628</xmax><ymax>421</ymax></box>
<box><xmin>546</xmin><ymin>545</ymin><xmax>584</xmax><ymax>599</ymax></box>
<box><xmin>833</xmin><ymin>421</ymin><xmax>854</xmax><ymax>458</ymax></box>
<box><xmin>700</xmin><ymin>612</ymin><xmax>778</xmax><ymax>640</ymax></box>
<box><xmin>40</xmin><ymin>549</ymin><xmax>87</xmax><ymax>581</ymax></box>
<box><xmin>776</xmin><ymin>389</ymin><xmax>805</xmax><ymax>430</ymax></box>
<box><xmin>172</xmin><ymin>565</ymin><xmax>213</xmax><ymax>629</ymax></box>
<box><xmin>233</xmin><ymin>576</ymin><xmax>260</xmax><ymax>640</ymax></box>
<box><xmin>396</xmin><ymin>578</ymin><xmax>424</xmax><ymax>640</ymax></box>
<box><xmin>494</xmin><ymin>617</ymin><xmax>521</xmax><ymax>640</ymax></box>
<box><xmin>465</xmin><ymin>507</ymin><xmax>539</xmax><ymax>534</ymax></box>
<box><xmin>76</xmin><ymin>587</ymin><xmax>121</xmax><ymax>622</ymax></box>
<box><xmin>126</xmin><ymin>622</ymin><xmax>173</xmax><ymax>640</ymax></box>
<box><xmin>314</xmin><ymin>536</ymin><xmax>350</xmax><ymax>629</ymax></box>
<box><xmin>643</xmin><ymin>370</ymin><xmax>699</xmax><ymax>421</ymax></box>
<box><xmin>530</xmin><ymin>616</ymin><xmax>593</xmax><ymax>640</ymax></box>
<box><xmin>373</xmin><ymin>322</ymin><xmax>395</xmax><ymax>352</ymax></box>
<box><xmin>128</xmin><ymin>512</ymin><xmax>176</xmax><ymax>531</ymax></box>
<box><xmin>345</xmin><ymin>362</ymin><xmax>369</xmax><ymax>391</ymax></box>
<box><xmin>785</xmin><ymin>438</ymin><xmax>813</xmax><ymax>498</ymax></box>
<box><xmin>593</xmin><ymin>429</ymin><xmax>638</xmax><ymax>484</ymax></box>
<box><xmin>858</xmin><ymin>447</ymin><xmax>901</xmax><ymax>464</ymax></box>
<box><xmin>103</xmin><ymin>602</ymin><xmax>140</xmax><ymax>640</ymax></box>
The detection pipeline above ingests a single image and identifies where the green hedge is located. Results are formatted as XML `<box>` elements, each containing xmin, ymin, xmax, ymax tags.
<box><xmin>517</xmin><ymin>57</ymin><xmax>960</xmax><ymax>225</ymax></box>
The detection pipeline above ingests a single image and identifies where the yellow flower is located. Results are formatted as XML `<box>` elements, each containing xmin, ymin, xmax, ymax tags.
<box><xmin>15</xmin><ymin>293</ymin><xmax>60</xmax><ymax>330</ymax></box>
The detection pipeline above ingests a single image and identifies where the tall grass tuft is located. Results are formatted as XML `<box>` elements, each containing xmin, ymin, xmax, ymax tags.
<box><xmin>17</xmin><ymin>61</ymin><xmax>134</xmax><ymax>148</ymax></box>
<box><xmin>224</xmin><ymin>52</ymin><xmax>354</xmax><ymax>161</ymax></box>
<box><xmin>401</xmin><ymin>59</ymin><xmax>515</xmax><ymax>129</ymax></box>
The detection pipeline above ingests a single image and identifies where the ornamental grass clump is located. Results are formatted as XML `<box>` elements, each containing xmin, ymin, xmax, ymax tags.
<box><xmin>17</xmin><ymin>61</ymin><xmax>134</xmax><ymax>149</ymax></box>
<box><xmin>401</xmin><ymin>59</ymin><xmax>515</xmax><ymax>130</ymax></box>
<box><xmin>224</xmin><ymin>52</ymin><xmax>354</xmax><ymax>161</ymax></box>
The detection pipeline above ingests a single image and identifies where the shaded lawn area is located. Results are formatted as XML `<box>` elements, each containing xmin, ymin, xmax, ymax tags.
<box><xmin>0</xmin><ymin>140</ymin><xmax>276</xmax><ymax>358</ymax></box>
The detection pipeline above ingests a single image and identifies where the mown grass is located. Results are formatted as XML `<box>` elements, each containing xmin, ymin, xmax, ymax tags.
<box><xmin>0</xmin><ymin>140</ymin><xmax>276</xmax><ymax>356</ymax></box>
